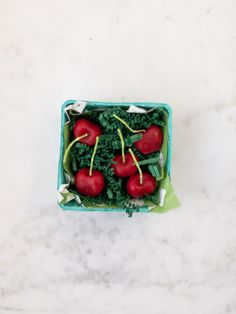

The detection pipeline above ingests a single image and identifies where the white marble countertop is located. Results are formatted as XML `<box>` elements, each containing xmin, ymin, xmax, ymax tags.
<box><xmin>1</xmin><ymin>0</ymin><xmax>236</xmax><ymax>313</ymax></box>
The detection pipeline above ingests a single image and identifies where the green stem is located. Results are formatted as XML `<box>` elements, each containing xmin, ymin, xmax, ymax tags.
<box><xmin>63</xmin><ymin>133</ymin><xmax>88</xmax><ymax>165</ymax></box>
<box><xmin>117</xmin><ymin>128</ymin><xmax>125</xmax><ymax>162</ymax></box>
<box><xmin>89</xmin><ymin>136</ymin><xmax>99</xmax><ymax>176</ymax></box>
<box><xmin>129</xmin><ymin>148</ymin><xmax>143</xmax><ymax>184</ymax></box>
<box><xmin>113</xmin><ymin>114</ymin><xmax>145</xmax><ymax>133</ymax></box>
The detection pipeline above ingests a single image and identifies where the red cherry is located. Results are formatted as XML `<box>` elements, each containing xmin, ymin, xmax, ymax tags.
<box><xmin>73</xmin><ymin>119</ymin><xmax>102</xmax><ymax>146</ymax></box>
<box><xmin>75</xmin><ymin>168</ymin><xmax>105</xmax><ymax>197</ymax></box>
<box><xmin>111</xmin><ymin>153</ymin><xmax>138</xmax><ymax>177</ymax></box>
<box><xmin>127</xmin><ymin>172</ymin><xmax>157</xmax><ymax>198</ymax></box>
<box><xmin>135</xmin><ymin>125</ymin><xmax>163</xmax><ymax>154</ymax></box>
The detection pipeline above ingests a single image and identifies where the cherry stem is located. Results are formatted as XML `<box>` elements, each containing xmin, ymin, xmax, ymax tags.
<box><xmin>89</xmin><ymin>136</ymin><xmax>99</xmax><ymax>176</ymax></box>
<box><xmin>128</xmin><ymin>148</ymin><xmax>143</xmax><ymax>184</ymax></box>
<box><xmin>117</xmin><ymin>128</ymin><xmax>125</xmax><ymax>163</ymax></box>
<box><xmin>113</xmin><ymin>114</ymin><xmax>145</xmax><ymax>133</ymax></box>
<box><xmin>63</xmin><ymin>133</ymin><xmax>88</xmax><ymax>165</ymax></box>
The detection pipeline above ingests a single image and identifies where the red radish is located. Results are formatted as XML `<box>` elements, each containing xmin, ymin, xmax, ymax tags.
<box><xmin>75</xmin><ymin>168</ymin><xmax>104</xmax><ymax>197</ymax></box>
<box><xmin>73</xmin><ymin>119</ymin><xmax>102</xmax><ymax>146</ymax></box>
<box><xmin>127</xmin><ymin>172</ymin><xmax>156</xmax><ymax>198</ymax></box>
<box><xmin>135</xmin><ymin>125</ymin><xmax>163</xmax><ymax>154</ymax></box>
<box><xmin>111</xmin><ymin>153</ymin><xmax>138</xmax><ymax>177</ymax></box>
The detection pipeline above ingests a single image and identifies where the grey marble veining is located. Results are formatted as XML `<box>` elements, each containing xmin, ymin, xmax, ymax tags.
<box><xmin>0</xmin><ymin>0</ymin><xmax>236</xmax><ymax>313</ymax></box>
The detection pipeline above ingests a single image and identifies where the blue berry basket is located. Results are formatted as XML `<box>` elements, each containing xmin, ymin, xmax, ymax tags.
<box><xmin>57</xmin><ymin>100</ymin><xmax>179</xmax><ymax>214</ymax></box>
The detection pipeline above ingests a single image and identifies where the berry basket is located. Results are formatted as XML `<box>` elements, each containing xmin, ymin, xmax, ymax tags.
<box><xmin>57</xmin><ymin>100</ymin><xmax>179</xmax><ymax>216</ymax></box>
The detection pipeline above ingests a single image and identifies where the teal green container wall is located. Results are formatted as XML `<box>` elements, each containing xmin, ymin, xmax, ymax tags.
<box><xmin>57</xmin><ymin>100</ymin><xmax>173</xmax><ymax>212</ymax></box>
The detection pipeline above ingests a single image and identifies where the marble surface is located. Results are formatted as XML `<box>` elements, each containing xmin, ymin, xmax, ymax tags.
<box><xmin>1</xmin><ymin>0</ymin><xmax>236</xmax><ymax>313</ymax></box>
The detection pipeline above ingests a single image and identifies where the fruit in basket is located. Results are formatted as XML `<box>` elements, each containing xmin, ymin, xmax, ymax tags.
<box><xmin>135</xmin><ymin>125</ymin><xmax>163</xmax><ymax>154</ymax></box>
<box><xmin>127</xmin><ymin>172</ymin><xmax>156</xmax><ymax>198</ymax></box>
<box><xmin>111</xmin><ymin>152</ymin><xmax>138</xmax><ymax>177</ymax></box>
<box><xmin>74</xmin><ymin>136</ymin><xmax>104</xmax><ymax>197</ymax></box>
<box><xmin>111</xmin><ymin>129</ymin><xmax>139</xmax><ymax>177</ymax></box>
<box><xmin>75</xmin><ymin>168</ymin><xmax>104</xmax><ymax>197</ymax></box>
<box><xmin>73</xmin><ymin>119</ymin><xmax>102</xmax><ymax>146</ymax></box>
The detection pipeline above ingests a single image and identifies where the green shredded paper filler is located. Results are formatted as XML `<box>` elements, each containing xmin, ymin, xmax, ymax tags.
<box><xmin>57</xmin><ymin>101</ymin><xmax>180</xmax><ymax>216</ymax></box>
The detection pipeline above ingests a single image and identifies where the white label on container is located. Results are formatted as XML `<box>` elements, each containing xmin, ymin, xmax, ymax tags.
<box><xmin>159</xmin><ymin>153</ymin><xmax>164</xmax><ymax>167</ymax></box>
<box><xmin>64</xmin><ymin>100</ymin><xmax>87</xmax><ymax>123</ymax></box>
<box><xmin>127</xmin><ymin>105</ymin><xmax>147</xmax><ymax>113</ymax></box>
<box><xmin>159</xmin><ymin>189</ymin><xmax>166</xmax><ymax>207</ymax></box>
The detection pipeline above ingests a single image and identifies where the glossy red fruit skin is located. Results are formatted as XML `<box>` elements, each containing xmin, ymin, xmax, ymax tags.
<box><xmin>135</xmin><ymin>125</ymin><xmax>163</xmax><ymax>154</ymax></box>
<box><xmin>111</xmin><ymin>153</ymin><xmax>138</xmax><ymax>177</ymax></box>
<box><xmin>127</xmin><ymin>172</ymin><xmax>157</xmax><ymax>198</ymax></box>
<box><xmin>73</xmin><ymin>119</ymin><xmax>102</xmax><ymax>146</ymax></box>
<box><xmin>75</xmin><ymin>168</ymin><xmax>105</xmax><ymax>197</ymax></box>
